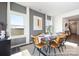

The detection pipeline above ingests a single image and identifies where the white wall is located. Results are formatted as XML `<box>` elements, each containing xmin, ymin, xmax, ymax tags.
<box><xmin>54</xmin><ymin>9</ymin><xmax>79</xmax><ymax>33</ymax></box>
<box><xmin>62</xmin><ymin>18</ymin><xmax>69</xmax><ymax>32</ymax></box>
<box><xmin>25</xmin><ymin>7</ymin><xmax>30</xmax><ymax>44</ymax></box>
<box><xmin>51</xmin><ymin>16</ymin><xmax>54</xmax><ymax>33</ymax></box>
<box><xmin>54</xmin><ymin>16</ymin><xmax>63</xmax><ymax>33</ymax></box>
<box><xmin>77</xmin><ymin>21</ymin><xmax>79</xmax><ymax>35</ymax></box>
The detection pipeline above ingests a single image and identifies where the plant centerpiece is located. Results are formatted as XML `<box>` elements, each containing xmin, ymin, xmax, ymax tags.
<box><xmin>47</xmin><ymin>25</ymin><xmax>52</xmax><ymax>34</ymax></box>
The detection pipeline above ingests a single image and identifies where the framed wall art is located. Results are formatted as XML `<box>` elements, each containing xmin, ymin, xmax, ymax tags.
<box><xmin>33</xmin><ymin>15</ymin><xmax>43</xmax><ymax>30</ymax></box>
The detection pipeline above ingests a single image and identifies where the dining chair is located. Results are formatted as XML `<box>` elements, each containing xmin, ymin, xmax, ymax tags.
<box><xmin>58</xmin><ymin>34</ymin><xmax>67</xmax><ymax>52</ymax></box>
<box><xmin>45</xmin><ymin>32</ymin><xmax>48</xmax><ymax>34</ymax></box>
<box><xmin>64</xmin><ymin>30</ymin><xmax>72</xmax><ymax>42</ymax></box>
<box><xmin>59</xmin><ymin>32</ymin><xmax>68</xmax><ymax>44</ymax></box>
<box><xmin>49</xmin><ymin>36</ymin><xmax>65</xmax><ymax>55</ymax></box>
<box><xmin>37</xmin><ymin>32</ymin><xmax>42</xmax><ymax>36</ymax></box>
<box><xmin>32</xmin><ymin>36</ymin><xmax>45</xmax><ymax>56</ymax></box>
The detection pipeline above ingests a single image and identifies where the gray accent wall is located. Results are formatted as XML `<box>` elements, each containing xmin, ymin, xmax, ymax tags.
<box><xmin>10</xmin><ymin>2</ymin><xmax>27</xmax><ymax>46</ymax></box>
<box><xmin>47</xmin><ymin>15</ymin><xmax>51</xmax><ymax>20</ymax></box>
<box><xmin>29</xmin><ymin>9</ymin><xmax>45</xmax><ymax>42</ymax></box>
<box><xmin>30</xmin><ymin>9</ymin><xmax>45</xmax><ymax>35</ymax></box>
<box><xmin>11</xmin><ymin>37</ymin><xmax>26</xmax><ymax>46</ymax></box>
<box><xmin>10</xmin><ymin>2</ymin><xmax>26</xmax><ymax>14</ymax></box>
<box><xmin>0</xmin><ymin>2</ymin><xmax>7</xmax><ymax>29</ymax></box>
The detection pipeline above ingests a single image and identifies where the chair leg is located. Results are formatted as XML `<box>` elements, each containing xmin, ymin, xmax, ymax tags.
<box><xmin>46</xmin><ymin>46</ymin><xmax>48</xmax><ymax>53</ymax></box>
<box><xmin>32</xmin><ymin>46</ymin><xmax>36</xmax><ymax>55</ymax></box>
<box><xmin>58</xmin><ymin>47</ymin><xmax>61</xmax><ymax>53</ymax></box>
<box><xmin>39</xmin><ymin>49</ymin><xmax>41</xmax><ymax>56</ymax></box>
<box><xmin>39</xmin><ymin>52</ymin><xmax>40</xmax><ymax>56</ymax></box>
<box><xmin>62</xmin><ymin>43</ymin><xmax>66</xmax><ymax>49</ymax></box>
<box><xmin>61</xmin><ymin>46</ymin><xmax>64</xmax><ymax>52</ymax></box>
<box><xmin>64</xmin><ymin>45</ymin><xmax>66</xmax><ymax>49</ymax></box>
<box><xmin>62</xmin><ymin>41</ymin><xmax>66</xmax><ymax>49</ymax></box>
<box><xmin>43</xmin><ymin>46</ymin><xmax>48</xmax><ymax>53</ymax></box>
<box><xmin>54</xmin><ymin>48</ymin><xmax>56</xmax><ymax>56</ymax></box>
<box><xmin>49</xmin><ymin>46</ymin><xmax>51</xmax><ymax>56</ymax></box>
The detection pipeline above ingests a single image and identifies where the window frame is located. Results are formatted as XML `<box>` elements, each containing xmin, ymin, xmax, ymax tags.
<box><xmin>9</xmin><ymin>11</ymin><xmax>26</xmax><ymax>39</ymax></box>
<box><xmin>45</xmin><ymin>18</ymin><xmax>52</xmax><ymax>33</ymax></box>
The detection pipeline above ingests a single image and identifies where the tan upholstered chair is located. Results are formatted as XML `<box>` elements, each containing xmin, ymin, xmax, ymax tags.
<box><xmin>32</xmin><ymin>36</ymin><xmax>45</xmax><ymax>55</ymax></box>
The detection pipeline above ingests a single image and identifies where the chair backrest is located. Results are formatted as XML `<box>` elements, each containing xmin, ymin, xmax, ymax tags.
<box><xmin>45</xmin><ymin>32</ymin><xmax>48</xmax><ymax>34</ymax></box>
<box><xmin>37</xmin><ymin>32</ymin><xmax>42</xmax><ymax>36</ymax></box>
<box><xmin>54</xmin><ymin>36</ymin><xmax>64</xmax><ymax>44</ymax></box>
<box><xmin>59</xmin><ymin>34</ymin><xmax>66</xmax><ymax>39</ymax></box>
<box><xmin>32</xmin><ymin>36</ymin><xmax>39</xmax><ymax>45</ymax></box>
<box><xmin>60</xmin><ymin>32</ymin><xmax>65</xmax><ymax>34</ymax></box>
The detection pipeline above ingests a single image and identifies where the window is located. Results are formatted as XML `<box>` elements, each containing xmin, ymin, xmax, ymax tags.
<box><xmin>46</xmin><ymin>20</ymin><xmax>52</xmax><ymax>32</ymax></box>
<box><xmin>10</xmin><ymin>13</ymin><xmax>24</xmax><ymax>37</ymax></box>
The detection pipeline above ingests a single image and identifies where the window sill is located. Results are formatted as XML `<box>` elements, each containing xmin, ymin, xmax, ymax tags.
<box><xmin>8</xmin><ymin>35</ymin><xmax>26</xmax><ymax>39</ymax></box>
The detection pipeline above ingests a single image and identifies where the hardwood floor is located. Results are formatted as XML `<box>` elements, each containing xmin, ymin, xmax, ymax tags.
<box><xmin>68</xmin><ymin>34</ymin><xmax>79</xmax><ymax>45</ymax></box>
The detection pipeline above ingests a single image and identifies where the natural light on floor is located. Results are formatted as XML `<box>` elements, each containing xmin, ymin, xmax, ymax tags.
<box><xmin>65</xmin><ymin>41</ymin><xmax>78</xmax><ymax>47</ymax></box>
<box><xmin>11</xmin><ymin>49</ymin><xmax>31</xmax><ymax>56</ymax></box>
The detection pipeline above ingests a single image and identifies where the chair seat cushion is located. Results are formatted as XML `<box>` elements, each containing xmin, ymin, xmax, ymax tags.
<box><xmin>50</xmin><ymin>41</ymin><xmax>58</xmax><ymax>48</ymax></box>
<box><xmin>36</xmin><ymin>43</ymin><xmax>44</xmax><ymax>49</ymax></box>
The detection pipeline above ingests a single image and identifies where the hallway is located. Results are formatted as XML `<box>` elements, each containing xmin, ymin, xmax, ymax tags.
<box><xmin>68</xmin><ymin>34</ymin><xmax>79</xmax><ymax>46</ymax></box>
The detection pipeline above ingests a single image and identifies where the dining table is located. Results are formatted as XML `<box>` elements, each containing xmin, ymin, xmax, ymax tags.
<box><xmin>32</xmin><ymin>32</ymin><xmax>66</xmax><ymax>56</ymax></box>
<box><xmin>38</xmin><ymin>33</ymin><xmax>58</xmax><ymax>43</ymax></box>
<box><xmin>36</xmin><ymin>33</ymin><xmax>58</xmax><ymax>54</ymax></box>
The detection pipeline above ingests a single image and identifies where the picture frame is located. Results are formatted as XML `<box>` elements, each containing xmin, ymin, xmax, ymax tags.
<box><xmin>33</xmin><ymin>15</ymin><xmax>43</xmax><ymax>30</ymax></box>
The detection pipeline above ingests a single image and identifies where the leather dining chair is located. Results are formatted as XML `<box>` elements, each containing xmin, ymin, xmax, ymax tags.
<box><xmin>58</xmin><ymin>34</ymin><xmax>67</xmax><ymax>49</ymax></box>
<box><xmin>49</xmin><ymin>36</ymin><xmax>65</xmax><ymax>55</ymax></box>
<box><xmin>32</xmin><ymin>36</ymin><xmax>45</xmax><ymax>56</ymax></box>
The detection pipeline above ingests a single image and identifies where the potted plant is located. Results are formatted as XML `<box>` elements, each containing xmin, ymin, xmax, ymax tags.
<box><xmin>47</xmin><ymin>25</ymin><xmax>52</xmax><ymax>34</ymax></box>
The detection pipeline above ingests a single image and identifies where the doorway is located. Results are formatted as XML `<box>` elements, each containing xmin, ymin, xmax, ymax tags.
<box><xmin>63</xmin><ymin>15</ymin><xmax>79</xmax><ymax>45</ymax></box>
<box><xmin>69</xmin><ymin>20</ymin><xmax>77</xmax><ymax>35</ymax></box>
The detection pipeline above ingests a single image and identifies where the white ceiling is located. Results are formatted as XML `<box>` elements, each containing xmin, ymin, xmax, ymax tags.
<box><xmin>65</xmin><ymin>15</ymin><xmax>79</xmax><ymax>21</ymax></box>
<box><xmin>17</xmin><ymin>2</ymin><xmax>79</xmax><ymax>16</ymax></box>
